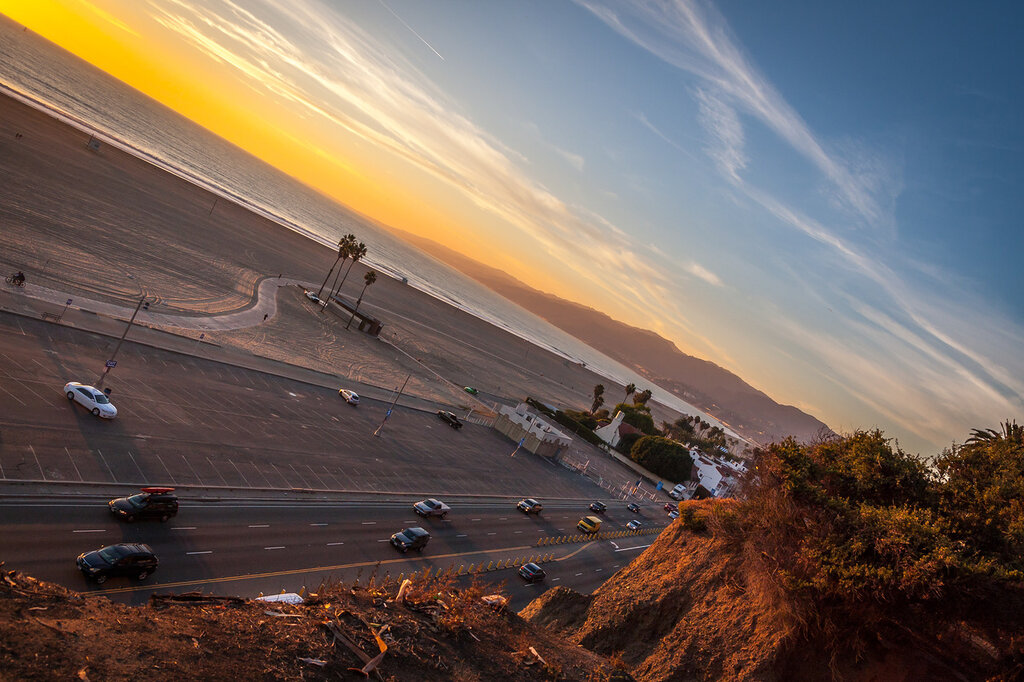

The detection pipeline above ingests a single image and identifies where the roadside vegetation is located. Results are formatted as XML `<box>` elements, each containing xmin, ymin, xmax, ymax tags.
<box><xmin>699</xmin><ymin>422</ymin><xmax>1024</xmax><ymax>660</ymax></box>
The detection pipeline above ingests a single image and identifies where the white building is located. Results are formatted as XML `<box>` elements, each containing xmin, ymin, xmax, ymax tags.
<box><xmin>687</xmin><ymin>448</ymin><xmax>740</xmax><ymax>498</ymax></box>
<box><xmin>493</xmin><ymin>403</ymin><xmax>572</xmax><ymax>458</ymax></box>
<box><xmin>594</xmin><ymin>411</ymin><xmax>640</xmax><ymax>449</ymax></box>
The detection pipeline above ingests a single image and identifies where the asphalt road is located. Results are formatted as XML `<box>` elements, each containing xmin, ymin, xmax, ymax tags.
<box><xmin>0</xmin><ymin>310</ymin><xmax>611</xmax><ymax>500</ymax></box>
<box><xmin>0</xmin><ymin>308</ymin><xmax>668</xmax><ymax>608</ymax></box>
<box><xmin>0</xmin><ymin>496</ymin><xmax>666</xmax><ymax>610</ymax></box>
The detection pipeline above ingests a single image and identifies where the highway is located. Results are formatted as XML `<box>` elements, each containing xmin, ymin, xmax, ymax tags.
<box><xmin>0</xmin><ymin>307</ymin><xmax>671</xmax><ymax>610</ymax></box>
<box><xmin>0</xmin><ymin>496</ymin><xmax>665</xmax><ymax>610</ymax></box>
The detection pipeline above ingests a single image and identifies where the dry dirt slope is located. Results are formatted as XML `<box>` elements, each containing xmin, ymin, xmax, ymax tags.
<box><xmin>521</xmin><ymin>500</ymin><xmax>1022</xmax><ymax>682</ymax></box>
<box><xmin>0</xmin><ymin>567</ymin><xmax>626</xmax><ymax>681</ymax></box>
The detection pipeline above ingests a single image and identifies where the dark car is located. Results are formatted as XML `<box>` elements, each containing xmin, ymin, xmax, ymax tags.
<box><xmin>77</xmin><ymin>543</ymin><xmax>158</xmax><ymax>584</ymax></box>
<box><xmin>626</xmin><ymin>502</ymin><xmax>640</xmax><ymax>514</ymax></box>
<box><xmin>108</xmin><ymin>487</ymin><xmax>178</xmax><ymax>522</ymax></box>
<box><xmin>390</xmin><ymin>527</ymin><xmax>431</xmax><ymax>553</ymax></box>
<box><xmin>518</xmin><ymin>562</ymin><xmax>546</xmax><ymax>583</ymax></box>
<box><xmin>517</xmin><ymin>498</ymin><xmax>543</xmax><ymax>514</ymax></box>
<box><xmin>436</xmin><ymin>410</ymin><xmax>463</xmax><ymax>429</ymax></box>
<box><xmin>589</xmin><ymin>501</ymin><xmax>607</xmax><ymax>513</ymax></box>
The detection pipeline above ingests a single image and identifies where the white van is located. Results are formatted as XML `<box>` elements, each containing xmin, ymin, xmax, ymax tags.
<box><xmin>668</xmin><ymin>483</ymin><xmax>687</xmax><ymax>500</ymax></box>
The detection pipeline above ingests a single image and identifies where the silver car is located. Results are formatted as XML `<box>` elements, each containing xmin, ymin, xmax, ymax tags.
<box><xmin>64</xmin><ymin>382</ymin><xmax>117</xmax><ymax>418</ymax></box>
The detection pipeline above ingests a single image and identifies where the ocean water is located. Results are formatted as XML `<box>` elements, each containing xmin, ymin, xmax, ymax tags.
<box><xmin>0</xmin><ymin>19</ymin><xmax>735</xmax><ymax>435</ymax></box>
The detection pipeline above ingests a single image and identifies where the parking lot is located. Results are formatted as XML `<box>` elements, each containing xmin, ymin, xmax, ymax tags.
<box><xmin>0</xmin><ymin>311</ymin><xmax>605</xmax><ymax>499</ymax></box>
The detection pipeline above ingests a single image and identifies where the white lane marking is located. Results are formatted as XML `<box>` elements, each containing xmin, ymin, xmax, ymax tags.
<box><xmin>499</xmin><ymin>517</ymin><xmax>507</xmax><ymax>520</ymax></box>
<box><xmin>471</xmin><ymin>518</ymin><xmax>481</xmax><ymax>521</ymax></box>
<box><xmin>595</xmin><ymin>568</ymin><xmax>603</xmax><ymax>572</ymax></box>
<box><xmin>310</xmin><ymin>523</ymin><xmax>328</xmax><ymax>526</ymax></box>
<box><xmin>264</xmin><ymin>546</ymin><xmax>285</xmax><ymax>550</ymax></box>
<box><xmin>552</xmin><ymin>577</ymin><xmax>561</xmax><ymax>582</ymax></box>
<box><xmin>614</xmin><ymin>544</ymin><xmax>651</xmax><ymax>552</ymax></box>
<box><xmin>64</xmin><ymin>446</ymin><xmax>83</xmax><ymax>482</ymax></box>
<box><xmin>487</xmin><ymin>532</ymin><xmax>496</xmax><ymax>535</ymax></box>
<box><xmin>361</xmin><ymin>522</ymin><xmax>376</xmax><ymax>525</ymax></box>
<box><xmin>72</xmin><ymin>529</ymin><xmax>106</xmax><ymax>533</ymax></box>
<box><xmin>514</xmin><ymin>531</ymin><xmax>523</xmax><ymax>534</ymax></box>
<box><xmin>575</xmin><ymin>573</ymin><xmax>583</xmax><ymax>576</ymax></box>
<box><xmin>376</xmin><ymin>539</ymin><xmax>389</xmax><ymax>542</ymax></box>
<box><xmin>186</xmin><ymin>551</ymin><xmax>212</xmax><ymax>555</ymax></box>
<box><xmin>610</xmin><ymin>542</ymin><xmax>618</xmax><ymax>549</ymax></box>
<box><xmin>29</xmin><ymin>445</ymin><xmax>45</xmax><ymax>480</ymax></box>
<box><xmin>172</xmin><ymin>526</ymin><xmax>197</xmax><ymax>530</ymax></box>
<box><xmin>456</xmin><ymin>534</ymin><xmax>467</xmax><ymax>538</ymax></box>
<box><xmin>523</xmin><ymin>583</ymin><xmax>536</xmax><ymax>587</ymax></box>
<box><xmin>248</xmin><ymin>524</ymin><xmax>269</xmax><ymax>528</ymax></box>
<box><xmin>327</xmin><ymin>542</ymin><xmax>345</xmax><ymax>546</ymax></box>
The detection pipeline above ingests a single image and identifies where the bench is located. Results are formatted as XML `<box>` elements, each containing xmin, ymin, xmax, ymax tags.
<box><xmin>40</xmin><ymin>312</ymin><xmax>62</xmax><ymax>322</ymax></box>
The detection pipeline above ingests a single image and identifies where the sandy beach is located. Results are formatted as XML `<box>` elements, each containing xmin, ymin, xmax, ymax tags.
<box><xmin>0</xmin><ymin>91</ymin><xmax>664</xmax><ymax>421</ymax></box>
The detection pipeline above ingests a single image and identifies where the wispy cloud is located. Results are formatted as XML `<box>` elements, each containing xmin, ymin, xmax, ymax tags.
<box><xmin>554</xmin><ymin>146</ymin><xmax>585</xmax><ymax>172</ymax></box>
<box><xmin>577</xmin><ymin>0</ymin><xmax>884</xmax><ymax>224</ymax></box>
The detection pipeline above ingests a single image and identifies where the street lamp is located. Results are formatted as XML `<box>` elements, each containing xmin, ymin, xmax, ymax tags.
<box><xmin>96</xmin><ymin>296</ymin><xmax>149</xmax><ymax>388</ymax></box>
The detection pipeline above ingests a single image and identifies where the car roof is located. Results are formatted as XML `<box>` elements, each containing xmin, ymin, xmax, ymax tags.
<box><xmin>523</xmin><ymin>562</ymin><xmax>542</xmax><ymax>571</ymax></box>
<box><xmin>585</xmin><ymin>516</ymin><xmax>601</xmax><ymax>523</ymax></box>
<box><xmin>406</xmin><ymin>527</ymin><xmax>429</xmax><ymax>536</ymax></box>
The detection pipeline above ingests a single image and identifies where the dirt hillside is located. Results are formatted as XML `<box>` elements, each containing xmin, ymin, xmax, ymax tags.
<box><xmin>0</xmin><ymin>566</ymin><xmax>625</xmax><ymax>681</ymax></box>
<box><xmin>522</xmin><ymin>500</ymin><xmax>1023</xmax><ymax>681</ymax></box>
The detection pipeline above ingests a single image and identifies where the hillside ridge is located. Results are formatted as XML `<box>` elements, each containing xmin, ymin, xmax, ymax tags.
<box><xmin>389</xmin><ymin>228</ymin><xmax>829</xmax><ymax>443</ymax></box>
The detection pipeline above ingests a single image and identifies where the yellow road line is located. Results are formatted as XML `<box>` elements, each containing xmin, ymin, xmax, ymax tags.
<box><xmin>89</xmin><ymin>544</ymin><xmax>535</xmax><ymax>596</ymax></box>
<box><xmin>555</xmin><ymin>541</ymin><xmax>597</xmax><ymax>562</ymax></box>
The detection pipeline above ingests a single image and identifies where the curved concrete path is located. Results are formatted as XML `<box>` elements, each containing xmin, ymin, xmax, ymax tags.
<box><xmin>6</xmin><ymin>276</ymin><xmax>309</xmax><ymax>332</ymax></box>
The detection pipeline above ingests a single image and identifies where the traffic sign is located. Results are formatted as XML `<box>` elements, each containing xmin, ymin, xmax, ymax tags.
<box><xmin>66</xmin><ymin>298</ymin><xmax>73</xmax><ymax>305</ymax></box>
<box><xmin>105</xmin><ymin>360</ymin><xmax>117</xmax><ymax>368</ymax></box>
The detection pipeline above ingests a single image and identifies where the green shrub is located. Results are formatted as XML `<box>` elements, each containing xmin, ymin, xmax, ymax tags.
<box><xmin>629</xmin><ymin>436</ymin><xmax>693</xmax><ymax>482</ymax></box>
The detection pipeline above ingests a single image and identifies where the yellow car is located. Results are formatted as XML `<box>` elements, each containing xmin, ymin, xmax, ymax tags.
<box><xmin>577</xmin><ymin>516</ymin><xmax>602</xmax><ymax>534</ymax></box>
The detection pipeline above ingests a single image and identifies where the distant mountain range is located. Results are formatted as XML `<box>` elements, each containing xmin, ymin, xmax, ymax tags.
<box><xmin>390</xmin><ymin>229</ymin><xmax>831</xmax><ymax>445</ymax></box>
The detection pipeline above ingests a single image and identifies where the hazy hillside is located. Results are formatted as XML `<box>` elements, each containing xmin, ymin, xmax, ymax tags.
<box><xmin>391</xmin><ymin>229</ymin><xmax>830</xmax><ymax>444</ymax></box>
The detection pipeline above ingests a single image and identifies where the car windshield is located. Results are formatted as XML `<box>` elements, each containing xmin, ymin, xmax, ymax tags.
<box><xmin>93</xmin><ymin>394</ymin><xmax>110</xmax><ymax>404</ymax></box>
<box><xmin>97</xmin><ymin>546</ymin><xmax>126</xmax><ymax>563</ymax></box>
<box><xmin>525</xmin><ymin>499</ymin><xmax>537</xmax><ymax>506</ymax></box>
<box><xmin>126</xmin><ymin>493</ymin><xmax>149</xmax><ymax>508</ymax></box>
<box><xmin>424</xmin><ymin>500</ymin><xmax>438</xmax><ymax>509</ymax></box>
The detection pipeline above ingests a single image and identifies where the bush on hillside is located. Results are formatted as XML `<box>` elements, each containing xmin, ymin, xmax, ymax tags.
<box><xmin>612</xmin><ymin>403</ymin><xmax>657</xmax><ymax>435</ymax></box>
<box><xmin>629</xmin><ymin>436</ymin><xmax>693</xmax><ymax>482</ymax></box>
<box><xmin>723</xmin><ymin>424</ymin><xmax>1024</xmax><ymax>614</ymax></box>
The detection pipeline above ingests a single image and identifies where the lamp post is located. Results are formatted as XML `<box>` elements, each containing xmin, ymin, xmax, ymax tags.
<box><xmin>373</xmin><ymin>374</ymin><xmax>410</xmax><ymax>437</ymax></box>
<box><xmin>96</xmin><ymin>296</ymin><xmax>148</xmax><ymax>388</ymax></box>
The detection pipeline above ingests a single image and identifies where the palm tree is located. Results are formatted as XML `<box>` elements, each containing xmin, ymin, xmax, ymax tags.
<box><xmin>315</xmin><ymin>236</ymin><xmax>353</xmax><ymax>299</ymax></box>
<box><xmin>332</xmin><ymin>241</ymin><xmax>367</xmax><ymax>301</ymax></box>
<box><xmin>591</xmin><ymin>384</ymin><xmax>605</xmax><ymax>414</ymax></box>
<box><xmin>346</xmin><ymin>270</ymin><xmax>378</xmax><ymax>329</ymax></box>
<box><xmin>624</xmin><ymin>383</ymin><xmax>636</xmax><ymax>403</ymax></box>
<box><xmin>634</xmin><ymin>388</ymin><xmax>652</xmax><ymax>406</ymax></box>
<box><xmin>966</xmin><ymin>420</ymin><xmax>1023</xmax><ymax>446</ymax></box>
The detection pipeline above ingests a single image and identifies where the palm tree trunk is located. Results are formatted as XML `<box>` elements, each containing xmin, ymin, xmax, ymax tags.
<box><xmin>315</xmin><ymin>256</ymin><xmax>342</xmax><ymax>299</ymax></box>
<box><xmin>334</xmin><ymin>258</ymin><xmax>357</xmax><ymax>299</ymax></box>
<box><xmin>323</xmin><ymin>257</ymin><xmax>347</xmax><ymax>307</ymax></box>
<box><xmin>345</xmin><ymin>282</ymin><xmax>370</xmax><ymax>329</ymax></box>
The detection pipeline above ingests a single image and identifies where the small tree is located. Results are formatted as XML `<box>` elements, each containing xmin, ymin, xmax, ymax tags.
<box><xmin>591</xmin><ymin>384</ymin><xmax>605</xmax><ymax>414</ymax></box>
<box><xmin>629</xmin><ymin>436</ymin><xmax>693</xmax><ymax>481</ymax></box>
<box><xmin>634</xmin><ymin>388</ymin><xmax>653</xmax><ymax>406</ymax></box>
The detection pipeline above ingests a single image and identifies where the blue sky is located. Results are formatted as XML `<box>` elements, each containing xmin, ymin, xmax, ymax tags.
<box><xmin>15</xmin><ymin>0</ymin><xmax>1022</xmax><ymax>455</ymax></box>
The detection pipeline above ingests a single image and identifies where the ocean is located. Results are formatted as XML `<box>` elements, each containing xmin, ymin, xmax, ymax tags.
<box><xmin>0</xmin><ymin>18</ymin><xmax>734</xmax><ymax>435</ymax></box>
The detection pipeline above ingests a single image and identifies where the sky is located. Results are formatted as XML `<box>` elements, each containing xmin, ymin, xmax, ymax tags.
<box><xmin>2</xmin><ymin>0</ymin><xmax>1022</xmax><ymax>455</ymax></box>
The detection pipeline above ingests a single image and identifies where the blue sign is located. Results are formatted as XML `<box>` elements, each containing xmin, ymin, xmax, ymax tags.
<box><xmin>656</xmin><ymin>481</ymin><xmax>663</xmax><ymax>491</ymax></box>
<box><xmin>105</xmin><ymin>360</ymin><xmax>117</xmax><ymax>368</ymax></box>
<box><xmin>518</xmin><ymin>437</ymin><xmax>526</xmax><ymax>447</ymax></box>
<box><xmin>385</xmin><ymin>408</ymin><xmax>392</xmax><ymax>417</ymax></box>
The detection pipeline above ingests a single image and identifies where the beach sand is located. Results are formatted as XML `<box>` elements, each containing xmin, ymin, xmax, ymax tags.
<box><xmin>0</xmin><ymin>91</ymin><xmax>652</xmax><ymax>420</ymax></box>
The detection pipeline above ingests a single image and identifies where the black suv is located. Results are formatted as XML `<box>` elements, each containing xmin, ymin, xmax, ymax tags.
<box><xmin>109</xmin><ymin>487</ymin><xmax>178</xmax><ymax>522</ymax></box>
<box><xmin>436</xmin><ymin>410</ymin><xmax>463</xmax><ymax>429</ymax></box>
<box><xmin>390</xmin><ymin>527</ymin><xmax>431</xmax><ymax>553</ymax></box>
<box><xmin>589</xmin><ymin>501</ymin><xmax>607</xmax><ymax>513</ymax></box>
<box><xmin>77</xmin><ymin>543</ymin><xmax>158</xmax><ymax>584</ymax></box>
